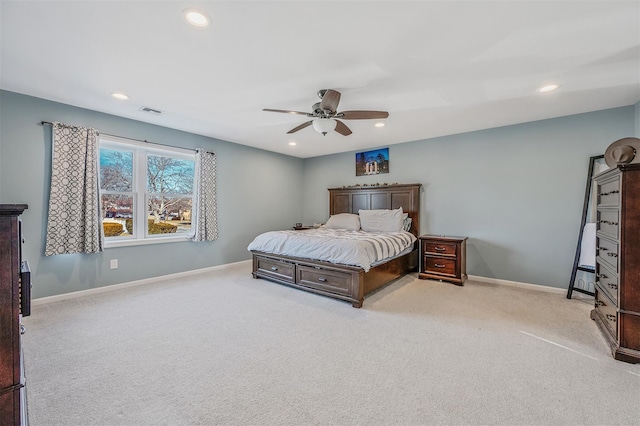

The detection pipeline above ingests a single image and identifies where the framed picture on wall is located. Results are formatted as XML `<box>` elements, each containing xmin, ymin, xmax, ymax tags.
<box><xmin>356</xmin><ymin>147</ymin><xmax>389</xmax><ymax>176</ymax></box>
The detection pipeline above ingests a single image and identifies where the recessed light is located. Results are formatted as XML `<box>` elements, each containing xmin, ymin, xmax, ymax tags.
<box><xmin>538</xmin><ymin>84</ymin><xmax>559</xmax><ymax>93</ymax></box>
<box><xmin>110</xmin><ymin>92</ymin><xmax>129</xmax><ymax>100</ymax></box>
<box><xmin>182</xmin><ymin>9</ymin><xmax>210</xmax><ymax>28</ymax></box>
<box><xmin>289</xmin><ymin>142</ymin><xmax>297</xmax><ymax>146</ymax></box>
<box><xmin>375</xmin><ymin>122</ymin><xmax>385</xmax><ymax>128</ymax></box>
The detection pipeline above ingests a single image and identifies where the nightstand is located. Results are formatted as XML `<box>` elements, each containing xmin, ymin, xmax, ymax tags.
<box><xmin>418</xmin><ymin>235</ymin><xmax>468</xmax><ymax>285</ymax></box>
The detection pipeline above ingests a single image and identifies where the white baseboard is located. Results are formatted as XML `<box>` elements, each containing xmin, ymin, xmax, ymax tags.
<box><xmin>468</xmin><ymin>274</ymin><xmax>581</xmax><ymax>297</ymax></box>
<box><xmin>32</xmin><ymin>259</ymin><xmax>252</xmax><ymax>306</ymax></box>
<box><xmin>33</xmin><ymin>262</ymin><xmax>584</xmax><ymax>306</ymax></box>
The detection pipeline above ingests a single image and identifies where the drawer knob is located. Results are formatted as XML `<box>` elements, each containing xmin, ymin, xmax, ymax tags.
<box><xmin>318</xmin><ymin>277</ymin><xmax>327</xmax><ymax>282</ymax></box>
<box><xmin>599</xmin><ymin>247</ymin><xmax>609</xmax><ymax>251</ymax></box>
<box><xmin>595</xmin><ymin>300</ymin><xmax>604</xmax><ymax>307</ymax></box>
<box><xmin>434</xmin><ymin>263</ymin><xmax>446</xmax><ymax>268</ymax></box>
<box><xmin>606</xmin><ymin>314</ymin><xmax>617</xmax><ymax>322</ymax></box>
<box><xmin>597</xmin><ymin>273</ymin><xmax>608</xmax><ymax>279</ymax></box>
<box><xmin>608</xmin><ymin>283</ymin><xmax>618</xmax><ymax>290</ymax></box>
<box><xmin>270</xmin><ymin>266</ymin><xmax>278</xmax><ymax>271</ymax></box>
<box><xmin>20</xmin><ymin>325</ymin><xmax>26</xmax><ymax>335</ymax></box>
<box><xmin>607</xmin><ymin>253</ymin><xmax>618</xmax><ymax>258</ymax></box>
<box><xmin>599</xmin><ymin>190</ymin><xmax>619</xmax><ymax>196</ymax></box>
<box><xmin>434</xmin><ymin>247</ymin><xmax>446</xmax><ymax>251</ymax></box>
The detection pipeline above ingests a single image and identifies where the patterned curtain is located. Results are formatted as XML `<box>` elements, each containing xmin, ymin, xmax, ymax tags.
<box><xmin>45</xmin><ymin>122</ymin><xmax>103</xmax><ymax>255</ymax></box>
<box><xmin>192</xmin><ymin>149</ymin><xmax>219</xmax><ymax>242</ymax></box>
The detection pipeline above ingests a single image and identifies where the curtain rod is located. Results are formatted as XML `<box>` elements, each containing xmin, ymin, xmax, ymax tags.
<box><xmin>39</xmin><ymin>121</ymin><xmax>197</xmax><ymax>152</ymax></box>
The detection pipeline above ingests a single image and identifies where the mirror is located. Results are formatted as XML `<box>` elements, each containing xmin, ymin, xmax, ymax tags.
<box><xmin>567</xmin><ymin>155</ymin><xmax>608</xmax><ymax>299</ymax></box>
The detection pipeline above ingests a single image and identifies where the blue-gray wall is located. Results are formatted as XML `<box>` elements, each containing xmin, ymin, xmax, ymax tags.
<box><xmin>1</xmin><ymin>89</ymin><xmax>638</xmax><ymax>297</ymax></box>
<box><xmin>301</xmin><ymin>106</ymin><xmax>636</xmax><ymax>289</ymax></box>
<box><xmin>0</xmin><ymin>90</ymin><xmax>304</xmax><ymax>298</ymax></box>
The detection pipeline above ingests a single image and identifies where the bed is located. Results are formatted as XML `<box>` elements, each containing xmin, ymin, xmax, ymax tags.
<box><xmin>249</xmin><ymin>183</ymin><xmax>422</xmax><ymax>307</ymax></box>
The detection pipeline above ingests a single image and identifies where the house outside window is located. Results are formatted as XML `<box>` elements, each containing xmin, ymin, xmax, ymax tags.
<box><xmin>99</xmin><ymin>135</ymin><xmax>196</xmax><ymax>247</ymax></box>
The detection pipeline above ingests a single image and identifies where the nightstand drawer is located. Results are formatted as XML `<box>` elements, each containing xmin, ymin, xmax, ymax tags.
<box><xmin>423</xmin><ymin>241</ymin><xmax>457</xmax><ymax>256</ymax></box>
<box><xmin>424</xmin><ymin>256</ymin><xmax>456</xmax><ymax>277</ymax></box>
<box><xmin>255</xmin><ymin>256</ymin><xmax>295</xmax><ymax>283</ymax></box>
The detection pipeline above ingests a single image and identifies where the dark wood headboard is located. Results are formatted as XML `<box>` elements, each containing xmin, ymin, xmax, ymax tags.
<box><xmin>328</xmin><ymin>183</ymin><xmax>422</xmax><ymax>236</ymax></box>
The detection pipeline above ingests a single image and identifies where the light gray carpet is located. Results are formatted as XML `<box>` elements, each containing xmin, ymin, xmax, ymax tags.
<box><xmin>22</xmin><ymin>262</ymin><xmax>640</xmax><ymax>425</ymax></box>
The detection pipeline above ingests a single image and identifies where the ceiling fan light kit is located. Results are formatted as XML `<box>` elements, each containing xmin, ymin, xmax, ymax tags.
<box><xmin>263</xmin><ymin>89</ymin><xmax>389</xmax><ymax>136</ymax></box>
<box><xmin>312</xmin><ymin>118</ymin><xmax>336</xmax><ymax>136</ymax></box>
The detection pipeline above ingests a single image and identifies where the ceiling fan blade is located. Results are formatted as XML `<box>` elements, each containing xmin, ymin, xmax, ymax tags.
<box><xmin>263</xmin><ymin>108</ymin><xmax>309</xmax><ymax>116</ymax></box>
<box><xmin>320</xmin><ymin>89</ymin><xmax>341</xmax><ymax>113</ymax></box>
<box><xmin>339</xmin><ymin>110</ymin><xmax>389</xmax><ymax>120</ymax></box>
<box><xmin>287</xmin><ymin>120</ymin><xmax>313</xmax><ymax>134</ymax></box>
<box><xmin>334</xmin><ymin>120</ymin><xmax>352</xmax><ymax>136</ymax></box>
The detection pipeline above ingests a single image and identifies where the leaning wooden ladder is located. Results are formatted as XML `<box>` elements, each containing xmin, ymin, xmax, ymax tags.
<box><xmin>567</xmin><ymin>155</ymin><xmax>604</xmax><ymax>299</ymax></box>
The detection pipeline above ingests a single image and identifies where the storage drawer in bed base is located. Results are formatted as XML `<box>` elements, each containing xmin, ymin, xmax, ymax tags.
<box><xmin>297</xmin><ymin>265</ymin><xmax>356</xmax><ymax>297</ymax></box>
<box><xmin>252</xmin><ymin>253</ymin><xmax>363</xmax><ymax>306</ymax></box>
<box><xmin>253</xmin><ymin>255</ymin><xmax>295</xmax><ymax>283</ymax></box>
<box><xmin>251</xmin><ymin>250</ymin><xmax>417</xmax><ymax>308</ymax></box>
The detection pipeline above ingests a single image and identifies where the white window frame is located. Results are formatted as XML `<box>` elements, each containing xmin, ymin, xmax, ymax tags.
<box><xmin>99</xmin><ymin>135</ymin><xmax>196</xmax><ymax>248</ymax></box>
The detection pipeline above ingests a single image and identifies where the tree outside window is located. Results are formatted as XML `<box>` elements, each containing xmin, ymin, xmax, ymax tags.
<box><xmin>99</xmin><ymin>138</ymin><xmax>195</xmax><ymax>243</ymax></box>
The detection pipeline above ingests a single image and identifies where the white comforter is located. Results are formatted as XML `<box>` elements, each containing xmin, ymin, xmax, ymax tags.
<box><xmin>247</xmin><ymin>228</ymin><xmax>416</xmax><ymax>272</ymax></box>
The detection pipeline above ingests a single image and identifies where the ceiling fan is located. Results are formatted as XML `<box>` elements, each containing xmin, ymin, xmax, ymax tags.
<box><xmin>263</xmin><ymin>89</ymin><xmax>389</xmax><ymax>136</ymax></box>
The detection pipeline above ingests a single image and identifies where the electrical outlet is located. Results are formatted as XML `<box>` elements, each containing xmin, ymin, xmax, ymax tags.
<box><xmin>110</xmin><ymin>259</ymin><xmax>118</xmax><ymax>269</ymax></box>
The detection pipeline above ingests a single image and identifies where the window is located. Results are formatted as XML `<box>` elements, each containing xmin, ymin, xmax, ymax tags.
<box><xmin>99</xmin><ymin>135</ymin><xmax>196</xmax><ymax>246</ymax></box>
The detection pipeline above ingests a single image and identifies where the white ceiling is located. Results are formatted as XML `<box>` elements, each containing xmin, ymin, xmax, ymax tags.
<box><xmin>1</xmin><ymin>1</ymin><xmax>639</xmax><ymax>158</ymax></box>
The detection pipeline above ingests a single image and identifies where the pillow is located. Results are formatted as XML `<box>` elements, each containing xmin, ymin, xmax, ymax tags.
<box><xmin>359</xmin><ymin>207</ymin><xmax>404</xmax><ymax>232</ymax></box>
<box><xmin>403</xmin><ymin>216</ymin><xmax>412</xmax><ymax>232</ymax></box>
<box><xmin>324</xmin><ymin>213</ymin><xmax>361</xmax><ymax>231</ymax></box>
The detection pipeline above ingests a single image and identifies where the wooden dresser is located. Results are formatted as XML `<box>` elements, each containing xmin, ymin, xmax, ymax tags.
<box><xmin>590</xmin><ymin>164</ymin><xmax>640</xmax><ymax>363</ymax></box>
<box><xmin>418</xmin><ymin>235</ymin><xmax>468</xmax><ymax>285</ymax></box>
<box><xmin>0</xmin><ymin>204</ymin><xmax>30</xmax><ymax>425</ymax></box>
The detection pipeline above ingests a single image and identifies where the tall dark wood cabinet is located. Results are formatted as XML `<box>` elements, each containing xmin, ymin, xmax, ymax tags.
<box><xmin>590</xmin><ymin>164</ymin><xmax>640</xmax><ymax>363</ymax></box>
<box><xmin>0</xmin><ymin>204</ymin><xmax>30</xmax><ymax>424</ymax></box>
